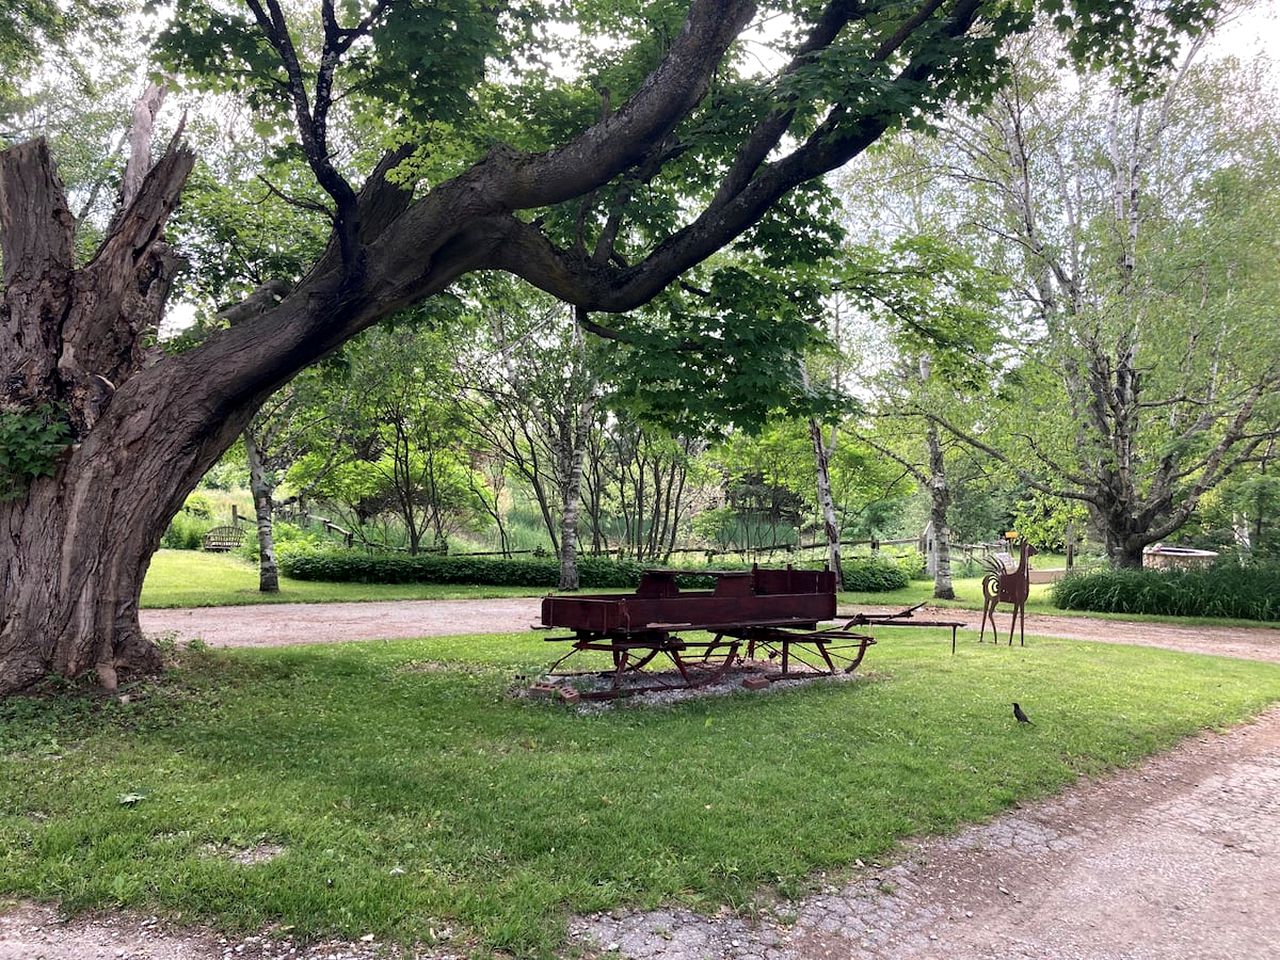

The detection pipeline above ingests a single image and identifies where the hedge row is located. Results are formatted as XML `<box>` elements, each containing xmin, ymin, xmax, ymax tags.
<box><xmin>841</xmin><ymin>558</ymin><xmax>909</xmax><ymax>592</ymax></box>
<box><xmin>279</xmin><ymin>550</ymin><xmax>910</xmax><ymax>592</ymax></box>
<box><xmin>1051</xmin><ymin>563</ymin><xmax>1280</xmax><ymax>622</ymax></box>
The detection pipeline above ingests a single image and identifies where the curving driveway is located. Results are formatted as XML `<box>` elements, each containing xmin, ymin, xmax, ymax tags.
<box><xmin>140</xmin><ymin>597</ymin><xmax>1280</xmax><ymax>662</ymax></box>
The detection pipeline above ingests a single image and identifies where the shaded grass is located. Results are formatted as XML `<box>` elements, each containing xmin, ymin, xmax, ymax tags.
<box><xmin>3</xmin><ymin>630</ymin><xmax>1280</xmax><ymax>956</ymax></box>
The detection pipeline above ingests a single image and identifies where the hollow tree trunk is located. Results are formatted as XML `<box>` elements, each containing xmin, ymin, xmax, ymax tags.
<box><xmin>0</xmin><ymin>388</ymin><xmax>258</xmax><ymax>692</ymax></box>
<box><xmin>0</xmin><ymin>134</ymin><xmax>199</xmax><ymax>694</ymax></box>
<box><xmin>0</xmin><ymin>137</ymin><xmax>419</xmax><ymax>695</ymax></box>
<box><xmin>243</xmin><ymin>428</ymin><xmax>280</xmax><ymax>593</ymax></box>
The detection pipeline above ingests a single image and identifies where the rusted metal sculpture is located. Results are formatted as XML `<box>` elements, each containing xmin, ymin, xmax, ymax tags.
<box><xmin>980</xmin><ymin>539</ymin><xmax>1036</xmax><ymax>646</ymax></box>
<box><xmin>843</xmin><ymin>601</ymin><xmax>968</xmax><ymax>655</ymax></box>
<box><xmin>540</xmin><ymin>566</ymin><xmax>877</xmax><ymax>700</ymax></box>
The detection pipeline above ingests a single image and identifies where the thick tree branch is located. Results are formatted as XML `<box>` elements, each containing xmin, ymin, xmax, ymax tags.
<box><xmin>926</xmin><ymin>410</ymin><xmax>1102</xmax><ymax>506</ymax></box>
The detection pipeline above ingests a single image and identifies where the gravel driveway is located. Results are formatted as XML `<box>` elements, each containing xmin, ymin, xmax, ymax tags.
<box><xmin>140</xmin><ymin>597</ymin><xmax>545</xmax><ymax>648</ymax></box>
<box><xmin>141</xmin><ymin>597</ymin><xmax>1280</xmax><ymax>663</ymax></box>
<box><xmin>573</xmin><ymin>705</ymin><xmax>1280</xmax><ymax>960</ymax></box>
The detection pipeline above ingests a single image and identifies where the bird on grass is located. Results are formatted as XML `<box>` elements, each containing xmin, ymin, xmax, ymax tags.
<box><xmin>1013</xmin><ymin>702</ymin><xmax>1034</xmax><ymax>725</ymax></box>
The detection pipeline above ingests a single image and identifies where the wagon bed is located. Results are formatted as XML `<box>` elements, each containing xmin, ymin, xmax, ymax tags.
<box><xmin>539</xmin><ymin>566</ymin><xmax>876</xmax><ymax>699</ymax></box>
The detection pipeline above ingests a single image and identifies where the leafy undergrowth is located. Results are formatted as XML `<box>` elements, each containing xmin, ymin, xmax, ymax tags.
<box><xmin>3</xmin><ymin>631</ymin><xmax>1279</xmax><ymax>957</ymax></box>
<box><xmin>1053</xmin><ymin>564</ymin><xmax>1280</xmax><ymax>621</ymax></box>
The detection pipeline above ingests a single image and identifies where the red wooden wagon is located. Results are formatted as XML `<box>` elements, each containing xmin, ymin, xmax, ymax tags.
<box><xmin>539</xmin><ymin>565</ymin><xmax>878</xmax><ymax>700</ymax></box>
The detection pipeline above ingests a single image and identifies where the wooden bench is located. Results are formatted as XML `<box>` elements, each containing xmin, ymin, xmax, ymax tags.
<box><xmin>202</xmin><ymin>525</ymin><xmax>245</xmax><ymax>552</ymax></box>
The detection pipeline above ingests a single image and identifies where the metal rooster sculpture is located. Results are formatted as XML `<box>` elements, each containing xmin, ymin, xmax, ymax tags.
<box><xmin>979</xmin><ymin>539</ymin><xmax>1036</xmax><ymax>646</ymax></box>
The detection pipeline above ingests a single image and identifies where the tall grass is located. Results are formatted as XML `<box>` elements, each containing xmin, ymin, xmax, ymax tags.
<box><xmin>1052</xmin><ymin>563</ymin><xmax>1280</xmax><ymax>621</ymax></box>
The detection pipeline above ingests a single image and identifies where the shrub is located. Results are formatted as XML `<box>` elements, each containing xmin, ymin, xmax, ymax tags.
<box><xmin>0</xmin><ymin>402</ymin><xmax>71</xmax><ymax>500</ymax></box>
<box><xmin>280</xmin><ymin>551</ymin><xmax>652</xmax><ymax>588</ymax></box>
<box><xmin>237</xmin><ymin>521</ymin><xmax>329</xmax><ymax>563</ymax></box>
<box><xmin>892</xmin><ymin>548</ymin><xmax>928</xmax><ymax>581</ymax></box>
<box><xmin>1051</xmin><ymin>562</ymin><xmax>1280</xmax><ymax>622</ymax></box>
<box><xmin>841</xmin><ymin>558</ymin><xmax>909</xmax><ymax>592</ymax></box>
<box><xmin>160</xmin><ymin>512</ymin><xmax>214</xmax><ymax>550</ymax></box>
<box><xmin>279</xmin><ymin>550</ymin><xmax>862</xmax><ymax>591</ymax></box>
<box><xmin>182</xmin><ymin>492</ymin><xmax>215</xmax><ymax>519</ymax></box>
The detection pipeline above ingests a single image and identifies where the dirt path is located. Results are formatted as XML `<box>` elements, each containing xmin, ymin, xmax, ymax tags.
<box><xmin>850</xmin><ymin>605</ymin><xmax>1280</xmax><ymax>663</ymax></box>
<box><xmin>140</xmin><ymin>597</ymin><xmax>545</xmax><ymax>648</ymax></box>
<box><xmin>572</xmin><ymin>705</ymin><xmax>1280</xmax><ymax>960</ymax></box>
<box><xmin>140</xmin><ymin>597</ymin><xmax>1280</xmax><ymax>662</ymax></box>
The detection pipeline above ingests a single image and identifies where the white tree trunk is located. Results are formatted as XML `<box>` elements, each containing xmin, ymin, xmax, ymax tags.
<box><xmin>244</xmin><ymin>428</ymin><xmax>279</xmax><ymax>593</ymax></box>
<box><xmin>809</xmin><ymin>415</ymin><xmax>844</xmax><ymax>584</ymax></box>
<box><xmin>558</xmin><ymin>386</ymin><xmax>599</xmax><ymax>590</ymax></box>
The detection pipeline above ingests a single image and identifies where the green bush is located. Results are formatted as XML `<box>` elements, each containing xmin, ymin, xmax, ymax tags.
<box><xmin>892</xmin><ymin>548</ymin><xmax>928</xmax><ymax>581</ymax></box>
<box><xmin>278</xmin><ymin>550</ymin><xmax>877</xmax><ymax>592</ymax></box>
<box><xmin>280</xmin><ymin>551</ymin><xmax>653</xmax><ymax>588</ymax></box>
<box><xmin>841</xmin><ymin>558</ymin><xmax>909</xmax><ymax>592</ymax></box>
<box><xmin>0</xmin><ymin>402</ymin><xmax>71</xmax><ymax>500</ymax></box>
<box><xmin>182</xmin><ymin>492</ymin><xmax>215</xmax><ymax>519</ymax></box>
<box><xmin>160</xmin><ymin>512</ymin><xmax>214</xmax><ymax>551</ymax></box>
<box><xmin>1051</xmin><ymin>562</ymin><xmax>1280</xmax><ymax>622</ymax></box>
<box><xmin>237</xmin><ymin>521</ymin><xmax>329</xmax><ymax>563</ymax></box>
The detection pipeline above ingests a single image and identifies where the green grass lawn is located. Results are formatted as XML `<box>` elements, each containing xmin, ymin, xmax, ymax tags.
<box><xmin>3</xmin><ymin>631</ymin><xmax>1279</xmax><ymax>957</ymax></box>
<box><xmin>141</xmin><ymin>550</ymin><xmax>553</xmax><ymax>607</ymax></box>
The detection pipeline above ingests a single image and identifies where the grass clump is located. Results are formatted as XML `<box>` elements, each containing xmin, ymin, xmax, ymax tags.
<box><xmin>2</xmin><ymin>630</ymin><xmax>1279</xmax><ymax>956</ymax></box>
<box><xmin>1052</xmin><ymin>563</ymin><xmax>1280</xmax><ymax>622</ymax></box>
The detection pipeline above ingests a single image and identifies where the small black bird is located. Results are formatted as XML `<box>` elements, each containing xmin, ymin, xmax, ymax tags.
<box><xmin>1013</xmin><ymin>702</ymin><xmax>1033</xmax><ymax>725</ymax></box>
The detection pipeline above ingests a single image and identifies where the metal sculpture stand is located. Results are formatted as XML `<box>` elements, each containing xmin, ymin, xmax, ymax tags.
<box><xmin>843</xmin><ymin>601</ymin><xmax>967</xmax><ymax>654</ymax></box>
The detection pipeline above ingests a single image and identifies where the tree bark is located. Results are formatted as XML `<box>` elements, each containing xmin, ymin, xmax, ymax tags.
<box><xmin>243</xmin><ymin>428</ymin><xmax>279</xmax><ymax>593</ymax></box>
<box><xmin>808</xmin><ymin>415</ymin><xmax>844</xmax><ymax>584</ymax></box>
<box><xmin>0</xmin><ymin>363</ymin><xmax>255</xmax><ymax>692</ymax></box>
<box><xmin>1112</xmin><ymin>542</ymin><xmax>1146</xmax><ymax>569</ymax></box>
<box><xmin>557</xmin><ymin>383</ymin><xmax>599</xmax><ymax>591</ymax></box>
<box><xmin>924</xmin><ymin>420</ymin><xmax>955</xmax><ymax>600</ymax></box>
<box><xmin>0</xmin><ymin>136</ymin><xmax>403</xmax><ymax>694</ymax></box>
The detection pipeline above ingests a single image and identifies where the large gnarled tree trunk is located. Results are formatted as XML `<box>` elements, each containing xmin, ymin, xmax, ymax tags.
<box><xmin>0</xmin><ymin>136</ymin><xmax>414</xmax><ymax>694</ymax></box>
<box><xmin>0</xmin><ymin>130</ymin><xmax>198</xmax><ymax>691</ymax></box>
